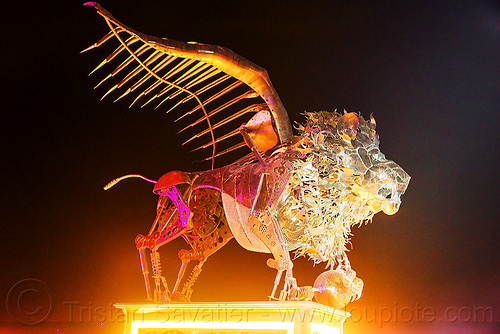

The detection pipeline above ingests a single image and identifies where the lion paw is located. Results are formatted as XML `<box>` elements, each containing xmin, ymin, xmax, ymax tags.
<box><xmin>288</xmin><ymin>286</ymin><xmax>318</xmax><ymax>301</ymax></box>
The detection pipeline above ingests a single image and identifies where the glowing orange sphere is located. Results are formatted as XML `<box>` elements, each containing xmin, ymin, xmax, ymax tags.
<box><xmin>313</xmin><ymin>270</ymin><xmax>353</xmax><ymax>308</ymax></box>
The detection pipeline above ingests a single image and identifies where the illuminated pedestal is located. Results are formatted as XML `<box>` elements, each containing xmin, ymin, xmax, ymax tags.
<box><xmin>114</xmin><ymin>301</ymin><xmax>349</xmax><ymax>334</ymax></box>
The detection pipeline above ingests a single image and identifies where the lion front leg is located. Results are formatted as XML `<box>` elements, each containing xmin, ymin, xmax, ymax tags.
<box><xmin>249</xmin><ymin>211</ymin><xmax>312</xmax><ymax>301</ymax></box>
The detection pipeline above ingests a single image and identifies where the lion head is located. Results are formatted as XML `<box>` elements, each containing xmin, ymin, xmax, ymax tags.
<box><xmin>276</xmin><ymin>110</ymin><xmax>410</xmax><ymax>271</ymax></box>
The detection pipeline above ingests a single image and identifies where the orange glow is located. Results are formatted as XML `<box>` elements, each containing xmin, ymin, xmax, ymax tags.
<box><xmin>130</xmin><ymin>320</ymin><xmax>295</xmax><ymax>333</ymax></box>
<box><xmin>116</xmin><ymin>302</ymin><xmax>349</xmax><ymax>334</ymax></box>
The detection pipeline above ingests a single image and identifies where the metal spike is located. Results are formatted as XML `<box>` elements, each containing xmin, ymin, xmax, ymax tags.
<box><xmin>192</xmin><ymin>66</ymin><xmax>219</xmax><ymax>82</ymax></box>
<box><xmin>140</xmin><ymin>89</ymin><xmax>163</xmax><ymax>108</ymax></box>
<box><xmin>88</xmin><ymin>59</ymin><xmax>108</xmax><ymax>76</ymax></box>
<box><xmin>184</xmin><ymin>67</ymin><xmax>219</xmax><ymax>89</ymax></box>
<box><xmin>88</xmin><ymin>44</ymin><xmax>125</xmax><ymax>76</ymax></box>
<box><xmin>153</xmin><ymin>87</ymin><xmax>177</xmax><ymax>110</ymax></box>
<box><xmin>164</xmin><ymin>97</ymin><xmax>189</xmax><ymax>114</ymax></box>
<box><xmin>112</xmin><ymin>43</ymin><xmax>150</xmax><ymax>75</ymax></box>
<box><xmin>80</xmin><ymin>30</ymin><xmax>121</xmax><ymax>53</ymax></box>
<box><xmin>115</xmin><ymin>64</ymin><xmax>144</xmax><ymax>90</ymax></box>
<box><xmin>126</xmin><ymin>73</ymin><xmax>154</xmax><ymax>107</ymax></box>
<box><xmin>140</xmin><ymin>59</ymin><xmax>192</xmax><ymax>107</ymax></box>
<box><xmin>191</xmin><ymin>73</ymin><xmax>229</xmax><ymax>95</ymax></box>
<box><xmin>141</xmin><ymin>59</ymin><xmax>196</xmax><ymax>108</ymax></box>
<box><xmin>131</xmin><ymin>56</ymin><xmax>177</xmax><ymax>105</ymax></box>
<box><xmin>88</xmin><ymin>46</ymin><xmax>123</xmax><ymax>76</ymax></box>
<box><xmin>95</xmin><ymin>43</ymin><xmax>152</xmax><ymax>90</ymax></box>
<box><xmin>94</xmin><ymin>73</ymin><xmax>113</xmax><ymax>89</ymax></box>
<box><xmin>164</xmin><ymin>64</ymin><xmax>212</xmax><ymax>101</ymax></box>
<box><xmin>96</xmin><ymin>29</ymin><xmax>121</xmax><ymax>44</ymax></box>
<box><xmin>164</xmin><ymin>69</ymin><xmax>222</xmax><ymax>114</ymax></box>
<box><xmin>94</xmin><ymin>55</ymin><xmax>133</xmax><ymax>88</ymax></box>
<box><xmin>123</xmin><ymin>54</ymin><xmax>164</xmax><ymax>106</ymax></box>
<box><xmin>182</xmin><ymin>104</ymin><xmax>263</xmax><ymax>144</ymax></box>
<box><xmin>175</xmin><ymin>80</ymin><xmax>240</xmax><ymax>122</ymax></box>
<box><xmin>149</xmin><ymin>54</ymin><xmax>176</xmax><ymax>75</ymax></box>
<box><xmin>178</xmin><ymin>90</ymin><xmax>253</xmax><ymax>133</ymax></box>
<box><xmin>163</xmin><ymin>59</ymin><xmax>197</xmax><ymax>82</ymax></box>
<box><xmin>127</xmin><ymin>52</ymin><xmax>162</xmax><ymax>87</ymax></box>
<box><xmin>81</xmin><ymin>44</ymin><xmax>97</xmax><ymax>53</ymax></box>
<box><xmin>208</xmin><ymin>104</ymin><xmax>263</xmax><ymax>131</ymax></box>
<box><xmin>200</xmin><ymin>80</ymin><xmax>242</xmax><ymax>103</ymax></box>
<box><xmin>105</xmin><ymin>35</ymin><xmax>139</xmax><ymax>62</ymax></box>
<box><xmin>114</xmin><ymin>88</ymin><xmax>132</xmax><ymax>102</ymax></box>
<box><xmin>153</xmin><ymin>62</ymin><xmax>207</xmax><ymax>109</ymax></box>
<box><xmin>191</xmin><ymin>129</ymin><xmax>240</xmax><ymax>151</ymax></box>
<box><xmin>173</xmin><ymin>62</ymin><xmax>208</xmax><ymax>85</ymax></box>
<box><xmin>91</xmin><ymin>36</ymin><xmax>145</xmax><ymax>84</ymax></box>
<box><xmin>100</xmin><ymin>85</ymin><xmax>118</xmax><ymax>100</ymax></box>
<box><xmin>113</xmin><ymin>49</ymin><xmax>158</xmax><ymax>94</ymax></box>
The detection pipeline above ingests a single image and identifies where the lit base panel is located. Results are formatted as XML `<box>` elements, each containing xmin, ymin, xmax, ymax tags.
<box><xmin>114</xmin><ymin>301</ymin><xmax>349</xmax><ymax>334</ymax></box>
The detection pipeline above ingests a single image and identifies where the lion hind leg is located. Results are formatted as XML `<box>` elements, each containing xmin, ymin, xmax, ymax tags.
<box><xmin>180</xmin><ymin>261</ymin><xmax>204</xmax><ymax>302</ymax></box>
<box><xmin>171</xmin><ymin>249</ymin><xmax>192</xmax><ymax>301</ymax></box>
<box><xmin>171</xmin><ymin>187</ymin><xmax>233</xmax><ymax>301</ymax></box>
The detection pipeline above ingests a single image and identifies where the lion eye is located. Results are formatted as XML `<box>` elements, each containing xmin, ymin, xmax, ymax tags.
<box><xmin>377</xmin><ymin>187</ymin><xmax>392</xmax><ymax>198</ymax></box>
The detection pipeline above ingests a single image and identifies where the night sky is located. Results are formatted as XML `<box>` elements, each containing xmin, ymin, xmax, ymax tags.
<box><xmin>1</xmin><ymin>1</ymin><xmax>499</xmax><ymax>333</ymax></box>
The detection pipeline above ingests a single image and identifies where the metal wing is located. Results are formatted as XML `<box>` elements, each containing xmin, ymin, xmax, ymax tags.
<box><xmin>82</xmin><ymin>2</ymin><xmax>292</xmax><ymax>168</ymax></box>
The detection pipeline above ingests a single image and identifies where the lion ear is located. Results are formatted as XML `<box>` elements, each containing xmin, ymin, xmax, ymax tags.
<box><xmin>337</xmin><ymin>112</ymin><xmax>359</xmax><ymax>141</ymax></box>
<box><xmin>369</xmin><ymin>113</ymin><xmax>377</xmax><ymax>129</ymax></box>
<box><xmin>368</xmin><ymin>113</ymin><xmax>377</xmax><ymax>140</ymax></box>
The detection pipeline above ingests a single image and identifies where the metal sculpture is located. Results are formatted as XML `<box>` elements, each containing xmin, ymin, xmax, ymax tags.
<box><xmin>83</xmin><ymin>3</ymin><xmax>410</xmax><ymax>306</ymax></box>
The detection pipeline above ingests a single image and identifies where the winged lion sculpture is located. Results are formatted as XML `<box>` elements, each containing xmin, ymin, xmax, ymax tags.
<box><xmin>82</xmin><ymin>2</ymin><xmax>410</xmax><ymax>305</ymax></box>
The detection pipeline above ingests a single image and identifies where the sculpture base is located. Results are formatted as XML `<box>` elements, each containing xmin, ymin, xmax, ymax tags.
<box><xmin>114</xmin><ymin>301</ymin><xmax>349</xmax><ymax>334</ymax></box>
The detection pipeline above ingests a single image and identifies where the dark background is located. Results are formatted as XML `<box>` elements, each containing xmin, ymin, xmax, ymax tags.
<box><xmin>1</xmin><ymin>1</ymin><xmax>499</xmax><ymax>333</ymax></box>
